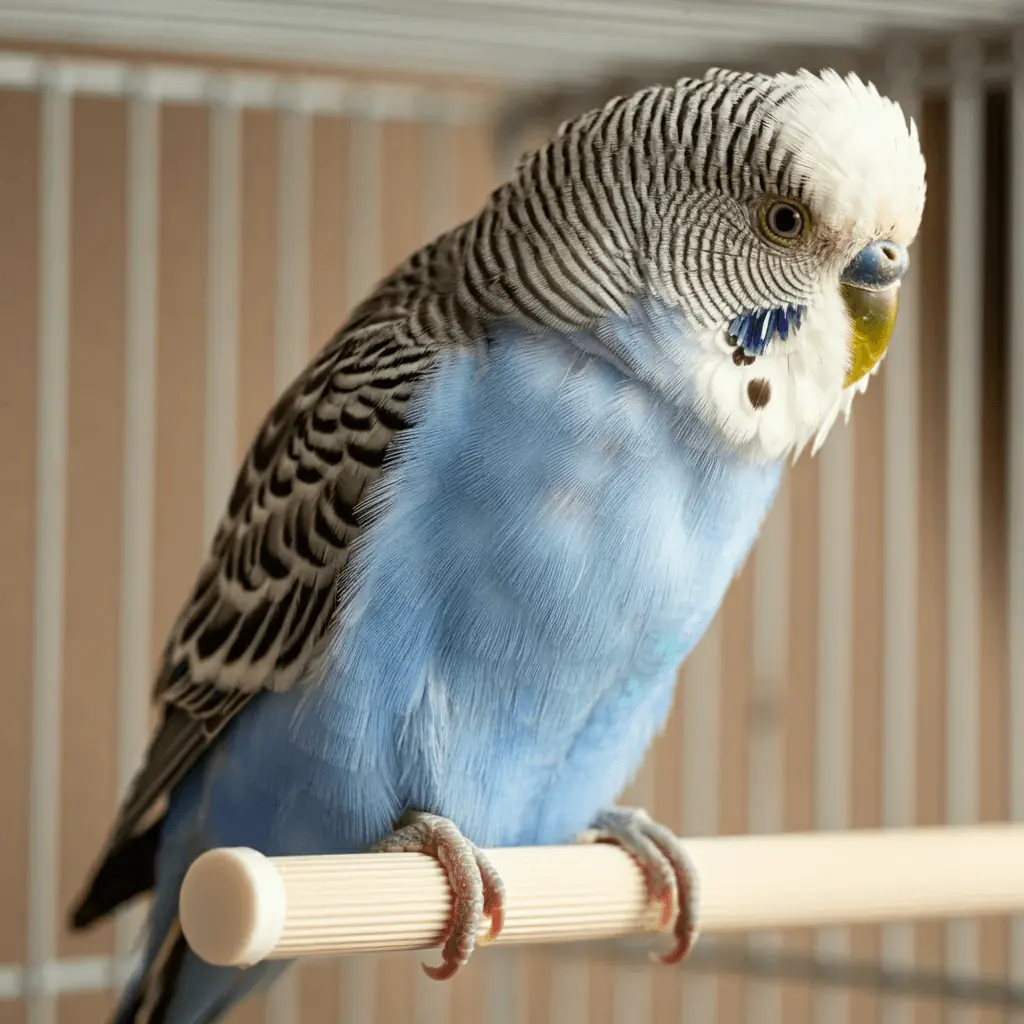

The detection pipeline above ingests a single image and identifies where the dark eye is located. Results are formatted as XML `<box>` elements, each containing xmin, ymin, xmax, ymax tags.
<box><xmin>760</xmin><ymin>200</ymin><xmax>807</xmax><ymax>244</ymax></box>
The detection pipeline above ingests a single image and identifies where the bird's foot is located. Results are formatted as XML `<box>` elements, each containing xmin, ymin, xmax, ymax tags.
<box><xmin>585</xmin><ymin>807</ymin><xmax>698</xmax><ymax>964</ymax></box>
<box><xmin>373</xmin><ymin>810</ymin><xmax>506</xmax><ymax>980</ymax></box>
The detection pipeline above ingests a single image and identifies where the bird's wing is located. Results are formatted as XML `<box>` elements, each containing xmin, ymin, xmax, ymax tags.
<box><xmin>69</xmin><ymin>242</ymin><xmax>459</xmax><ymax>927</ymax></box>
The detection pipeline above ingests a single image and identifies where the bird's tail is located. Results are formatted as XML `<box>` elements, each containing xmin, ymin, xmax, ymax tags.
<box><xmin>111</xmin><ymin>913</ymin><xmax>287</xmax><ymax>1024</ymax></box>
<box><xmin>113</xmin><ymin>922</ymin><xmax>189</xmax><ymax>1024</ymax></box>
<box><xmin>69</xmin><ymin>819</ymin><xmax>163</xmax><ymax>932</ymax></box>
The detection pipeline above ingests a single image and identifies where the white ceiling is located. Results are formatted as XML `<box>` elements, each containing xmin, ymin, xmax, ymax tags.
<box><xmin>0</xmin><ymin>0</ymin><xmax>1023</xmax><ymax>84</ymax></box>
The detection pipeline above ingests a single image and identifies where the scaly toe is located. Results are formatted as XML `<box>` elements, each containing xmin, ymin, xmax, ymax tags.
<box><xmin>476</xmin><ymin>848</ymin><xmax>506</xmax><ymax>942</ymax></box>
<box><xmin>587</xmin><ymin>807</ymin><xmax>698</xmax><ymax>963</ymax></box>
<box><xmin>372</xmin><ymin>811</ymin><xmax>505</xmax><ymax>979</ymax></box>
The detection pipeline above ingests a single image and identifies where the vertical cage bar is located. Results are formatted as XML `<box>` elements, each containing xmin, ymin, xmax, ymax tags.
<box><xmin>264</xmin><ymin>94</ymin><xmax>313</xmax><ymax>1024</ymax></box>
<box><xmin>273</xmin><ymin>100</ymin><xmax>311</xmax><ymax>395</ymax></box>
<box><xmin>945</xmin><ymin>39</ymin><xmax>984</xmax><ymax>1024</ymax></box>
<box><xmin>422</xmin><ymin>113</ymin><xmax>454</xmax><ymax>243</ymax></box>
<box><xmin>486</xmin><ymin>951</ymin><xmax>526</xmax><ymax>1024</ymax></box>
<box><xmin>880</xmin><ymin>45</ymin><xmax>923</xmax><ymax>1024</ymax></box>
<box><xmin>412</xmin><ymin>967</ymin><xmax>451</xmax><ymax>1024</ymax></box>
<box><xmin>1008</xmin><ymin>27</ymin><xmax>1024</xmax><ymax>993</ymax></box>
<box><xmin>114</xmin><ymin>81</ymin><xmax>161</xmax><ymax>971</ymax></box>
<box><xmin>679</xmin><ymin>618</ymin><xmax>720</xmax><ymax>1024</ymax></box>
<box><xmin>613</xmin><ymin>963</ymin><xmax>652</xmax><ymax>1024</ymax></box>
<box><xmin>744</xmin><ymin>479</ymin><xmax>790</xmax><ymax>1024</ymax></box>
<box><xmin>203</xmin><ymin>90</ymin><xmax>241</xmax><ymax>545</ymax></box>
<box><xmin>346</xmin><ymin>114</ymin><xmax>382</xmax><ymax>309</ymax></box>
<box><xmin>814</xmin><ymin>415</ymin><xmax>854</xmax><ymax>1024</ymax></box>
<box><xmin>338</xmin><ymin>105</ymin><xmax>383</xmax><ymax>1024</ymax></box>
<box><xmin>26</xmin><ymin>71</ymin><xmax>72</xmax><ymax>1024</ymax></box>
<box><xmin>338</xmin><ymin>957</ymin><xmax>376</xmax><ymax>1024</ymax></box>
<box><xmin>550</xmin><ymin>959</ymin><xmax>589</xmax><ymax>1024</ymax></box>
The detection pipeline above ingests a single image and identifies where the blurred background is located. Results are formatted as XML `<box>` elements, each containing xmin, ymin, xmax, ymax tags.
<box><xmin>0</xmin><ymin>1</ymin><xmax>1021</xmax><ymax>1023</ymax></box>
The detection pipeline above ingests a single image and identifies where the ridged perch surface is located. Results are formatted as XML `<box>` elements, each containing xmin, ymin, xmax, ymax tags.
<box><xmin>178</xmin><ymin>825</ymin><xmax>1024</xmax><ymax>968</ymax></box>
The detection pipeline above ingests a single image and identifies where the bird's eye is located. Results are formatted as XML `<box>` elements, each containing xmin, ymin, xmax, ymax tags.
<box><xmin>759</xmin><ymin>200</ymin><xmax>809</xmax><ymax>245</ymax></box>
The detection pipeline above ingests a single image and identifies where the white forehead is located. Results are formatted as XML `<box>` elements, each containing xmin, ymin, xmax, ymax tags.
<box><xmin>768</xmin><ymin>69</ymin><xmax>926</xmax><ymax>247</ymax></box>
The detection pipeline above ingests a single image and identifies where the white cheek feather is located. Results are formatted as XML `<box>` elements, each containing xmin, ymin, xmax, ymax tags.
<box><xmin>691</xmin><ymin>290</ymin><xmax>858</xmax><ymax>463</ymax></box>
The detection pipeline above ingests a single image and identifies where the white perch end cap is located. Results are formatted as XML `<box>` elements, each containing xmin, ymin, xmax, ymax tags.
<box><xmin>179</xmin><ymin>847</ymin><xmax>287</xmax><ymax>967</ymax></box>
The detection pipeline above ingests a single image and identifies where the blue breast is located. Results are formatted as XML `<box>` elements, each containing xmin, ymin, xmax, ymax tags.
<box><xmin>196</xmin><ymin>300</ymin><xmax>782</xmax><ymax>857</ymax></box>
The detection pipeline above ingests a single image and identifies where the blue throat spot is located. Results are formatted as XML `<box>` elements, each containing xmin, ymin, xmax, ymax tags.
<box><xmin>728</xmin><ymin>303</ymin><xmax>805</xmax><ymax>356</ymax></box>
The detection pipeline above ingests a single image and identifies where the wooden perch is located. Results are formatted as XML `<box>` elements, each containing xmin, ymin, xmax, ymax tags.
<box><xmin>178</xmin><ymin>825</ymin><xmax>1024</xmax><ymax>969</ymax></box>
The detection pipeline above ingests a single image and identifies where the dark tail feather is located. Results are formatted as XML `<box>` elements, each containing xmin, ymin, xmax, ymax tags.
<box><xmin>69</xmin><ymin>818</ymin><xmax>163</xmax><ymax>931</ymax></box>
<box><xmin>112</xmin><ymin>919</ymin><xmax>265</xmax><ymax>1024</ymax></box>
<box><xmin>113</xmin><ymin>923</ymin><xmax>188</xmax><ymax>1024</ymax></box>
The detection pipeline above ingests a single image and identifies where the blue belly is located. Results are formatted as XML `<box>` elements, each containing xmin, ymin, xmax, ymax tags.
<box><xmin>192</xmin><ymin>307</ymin><xmax>781</xmax><ymax>858</ymax></box>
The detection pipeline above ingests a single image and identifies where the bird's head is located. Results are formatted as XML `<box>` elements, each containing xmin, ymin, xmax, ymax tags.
<box><xmin>647</xmin><ymin>66</ymin><xmax>926</xmax><ymax>460</ymax></box>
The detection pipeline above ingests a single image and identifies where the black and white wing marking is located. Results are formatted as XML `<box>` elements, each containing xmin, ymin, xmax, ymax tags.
<box><xmin>69</xmin><ymin>311</ymin><xmax>442</xmax><ymax>928</ymax></box>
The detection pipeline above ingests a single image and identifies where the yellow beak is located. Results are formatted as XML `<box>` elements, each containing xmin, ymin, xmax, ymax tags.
<box><xmin>841</xmin><ymin>280</ymin><xmax>900</xmax><ymax>388</ymax></box>
<box><xmin>839</xmin><ymin>239</ymin><xmax>908</xmax><ymax>388</ymax></box>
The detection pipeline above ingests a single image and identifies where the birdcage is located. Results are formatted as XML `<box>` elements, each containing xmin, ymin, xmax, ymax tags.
<box><xmin>0</xmin><ymin>3</ymin><xmax>1021</xmax><ymax>1024</ymax></box>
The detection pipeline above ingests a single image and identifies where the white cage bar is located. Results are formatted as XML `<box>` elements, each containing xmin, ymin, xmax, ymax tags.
<box><xmin>26</xmin><ymin>71</ymin><xmax>72</xmax><ymax>1024</ymax></box>
<box><xmin>1009</xmin><ymin>27</ymin><xmax>1024</xmax><ymax>998</ymax></box>
<box><xmin>880</xmin><ymin>42</ymin><xmax>923</xmax><ymax>1024</ymax></box>
<box><xmin>946</xmin><ymin>39</ymin><xmax>986</xmax><ymax>1024</ymax></box>
<box><xmin>203</xmin><ymin>86</ymin><xmax>241</xmax><ymax>547</ymax></box>
<box><xmin>274</xmin><ymin>102</ymin><xmax>312</xmax><ymax>398</ymax></box>
<box><xmin>346</xmin><ymin>113</ymin><xmax>384</xmax><ymax>306</ymax></box>
<box><xmin>115</xmin><ymin>77</ymin><xmax>162</xmax><ymax>972</ymax></box>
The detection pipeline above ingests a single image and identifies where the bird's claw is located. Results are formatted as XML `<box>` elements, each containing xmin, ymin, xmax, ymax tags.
<box><xmin>587</xmin><ymin>807</ymin><xmax>698</xmax><ymax>964</ymax></box>
<box><xmin>373</xmin><ymin>810</ymin><xmax>506</xmax><ymax>980</ymax></box>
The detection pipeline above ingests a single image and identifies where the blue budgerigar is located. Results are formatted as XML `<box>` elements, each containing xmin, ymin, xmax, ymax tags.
<box><xmin>70</xmin><ymin>66</ymin><xmax>926</xmax><ymax>1023</ymax></box>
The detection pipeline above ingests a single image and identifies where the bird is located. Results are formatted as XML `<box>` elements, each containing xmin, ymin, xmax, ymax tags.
<box><xmin>68</xmin><ymin>65</ymin><xmax>926</xmax><ymax>1024</ymax></box>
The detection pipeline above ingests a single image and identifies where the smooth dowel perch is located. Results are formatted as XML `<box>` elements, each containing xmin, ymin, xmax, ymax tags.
<box><xmin>179</xmin><ymin>825</ymin><xmax>1024</xmax><ymax>968</ymax></box>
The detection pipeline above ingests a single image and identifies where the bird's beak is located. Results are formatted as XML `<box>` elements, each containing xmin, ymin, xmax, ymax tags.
<box><xmin>841</xmin><ymin>281</ymin><xmax>900</xmax><ymax>387</ymax></box>
<box><xmin>840</xmin><ymin>240</ymin><xmax>909</xmax><ymax>388</ymax></box>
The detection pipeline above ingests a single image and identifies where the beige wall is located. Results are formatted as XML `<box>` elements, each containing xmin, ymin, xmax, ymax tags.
<box><xmin>0</xmin><ymin>45</ymin><xmax>1016</xmax><ymax>1024</ymax></box>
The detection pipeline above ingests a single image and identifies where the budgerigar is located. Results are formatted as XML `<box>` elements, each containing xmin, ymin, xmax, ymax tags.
<box><xmin>70</xmin><ymin>66</ymin><xmax>926</xmax><ymax>1023</ymax></box>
